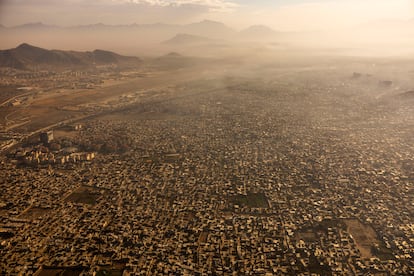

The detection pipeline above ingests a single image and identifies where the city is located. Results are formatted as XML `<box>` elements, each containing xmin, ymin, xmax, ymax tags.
<box><xmin>1</xmin><ymin>0</ymin><xmax>414</xmax><ymax>274</ymax></box>
<box><xmin>1</xmin><ymin>60</ymin><xmax>413</xmax><ymax>274</ymax></box>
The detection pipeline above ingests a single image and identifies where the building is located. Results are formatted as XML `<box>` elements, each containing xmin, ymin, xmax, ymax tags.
<box><xmin>40</xmin><ymin>131</ymin><xmax>54</xmax><ymax>144</ymax></box>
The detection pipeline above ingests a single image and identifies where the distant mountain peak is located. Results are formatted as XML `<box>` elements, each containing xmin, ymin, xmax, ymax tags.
<box><xmin>14</xmin><ymin>43</ymin><xmax>48</xmax><ymax>56</ymax></box>
<box><xmin>241</xmin><ymin>25</ymin><xmax>277</xmax><ymax>33</ymax></box>
<box><xmin>93</xmin><ymin>49</ymin><xmax>113</xmax><ymax>54</ymax></box>
<box><xmin>239</xmin><ymin>25</ymin><xmax>278</xmax><ymax>39</ymax></box>
<box><xmin>17</xmin><ymin>43</ymin><xmax>36</xmax><ymax>49</ymax></box>
<box><xmin>87</xmin><ymin>23</ymin><xmax>109</xmax><ymax>27</ymax></box>
<box><xmin>162</xmin><ymin>33</ymin><xmax>214</xmax><ymax>45</ymax></box>
<box><xmin>184</xmin><ymin>20</ymin><xmax>236</xmax><ymax>39</ymax></box>
<box><xmin>165</xmin><ymin>52</ymin><xmax>182</xmax><ymax>57</ymax></box>
<box><xmin>14</xmin><ymin>22</ymin><xmax>50</xmax><ymax>28</ymax></box>
<box><xmin>199</xmin><ymin>19</ymin><xmax>223</xmax><ymax>25</ymax></box>
<box><xmin>74</xmin><ymin>23</ymin><xmax>110</xmax><ymax>29</ymax></box>
<box><xmin>189</xmin><ymin>19</ymin><xmax>230</xmax><ymax>28</ymax></box>
<box><xmin>23</xmin><ymin>22</ymin><xmax>44</xmax><ymax>26</ymax></box>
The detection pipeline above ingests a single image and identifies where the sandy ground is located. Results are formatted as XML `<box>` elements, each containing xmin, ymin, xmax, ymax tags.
<box><xmin>0</xmin><ymin>67</ymin><xmax>204</xmax><ymax>134</ymax></box>
<box><xmin>344</xmin><ymin>219</ymin><xmax>378</xmax><ymax>259</ymax></box>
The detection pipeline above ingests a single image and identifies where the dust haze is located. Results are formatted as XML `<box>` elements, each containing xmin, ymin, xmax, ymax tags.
<box><xmin>1</xmin><ymin>18</ymin><xmax>414</xmax><ymax>57</ymax></box>
<box><xmin>1</xmin><ymin>1</ymin><xmax>414</xmax><ymax>275</ymax></box>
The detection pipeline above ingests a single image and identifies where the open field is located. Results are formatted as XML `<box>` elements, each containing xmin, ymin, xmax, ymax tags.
<box><xmin>344</xmin><ymin>219</ymin><xmax>379</xmax><ymax>259</ymax></box>
<box><xmin>230</xmin><ymin>193</ymin><xmax>269</xmax><ymax>208</ymax></box>
<box><xmin>18</xmin><ymin>206</ymin><xmax>52</xmax><ymax>220</ymax></box>
<box><xmin>64</xmin><ymin>186</ymin><xmax>102</xmax><ymax>205</ymax></box>
<box><xmin>0</xmin><ymin>63</ymin><xmax>216</xmax><ymax>134</ymax></box>
<box><xmin>344</xmin><ymin>219</ymin><xmax>394</xmax><ymax>260</ymax></box>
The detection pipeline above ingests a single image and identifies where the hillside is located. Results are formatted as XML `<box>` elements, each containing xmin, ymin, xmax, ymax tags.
<box><xmin>239</xmin><ymin>25</ymin><xmax>279</xmax><ymax>40</ymax></box>
<box><xmin>0</xmin><ymin>43</ymin><xmax>141</xmax><ymax>70</ymax></box>
<box><xmin>162</xmin><ymin>34</ymin><xmax>215</xmax><ymax>45</ymax></box>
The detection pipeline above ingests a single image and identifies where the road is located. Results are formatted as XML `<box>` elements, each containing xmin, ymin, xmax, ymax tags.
<box><xmin>0</xmin><ymin>65</ymin><xmax>212</xmax><ymax>154</ymax></box>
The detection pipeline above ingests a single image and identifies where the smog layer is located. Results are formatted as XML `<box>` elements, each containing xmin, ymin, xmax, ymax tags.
<box><xmin>0</xmin><ymin>10</ymin><xmax>413</xmax><ymax>276</ymax></box>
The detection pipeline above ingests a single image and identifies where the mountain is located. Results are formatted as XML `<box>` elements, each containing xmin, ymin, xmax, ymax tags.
<box><xmin>239</xmin><ymin>25</ymin><xmax>279</xmax><ymax>40</ymax></box>
<box><xmin>6</xmin><ymin>20</ymin><xmax>236</xmax><ymax>39</ymax></box>
<box><xmin>164</xmin><ymin>52</ymin><xmax>182</xmax><ymax>57</ymax></box>
<box><xmin>184</xmin><ymin>20</ymin><xmax>236</xmax><ymax>39</ymax></box>
<box><xmin>0</xmin><ymin>43</ymin><xmax>141</xmax><ymax>70</ymax></box>
<box><xmin>0</xmin><ymin>50</ymin><xmax>25</xmax><ymax>69</ymax></box>
<box><xmin>163</xmin><ymin>34</ymin><xmax>216</xmax><ymax>45</ymax></box>
<box><xmin>0</xmin><ymin>20</ymin><xmax>239</xmax><ymax>55</ymax></box>
<box><xmin>11</xmin><ymin>22</ymin><xmax>56</xmax><ymax>30</ymax></box>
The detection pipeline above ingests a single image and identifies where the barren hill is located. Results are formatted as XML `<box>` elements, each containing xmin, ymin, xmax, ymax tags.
<box><xmin>0</xmin><ymin>43</ymin><xmax>141</xmax><ymax>70</ymax></box>
<box><xmin>163</xmin><ymin>34</ymin><xmax>215</xmax><ymax>45</ymax></box>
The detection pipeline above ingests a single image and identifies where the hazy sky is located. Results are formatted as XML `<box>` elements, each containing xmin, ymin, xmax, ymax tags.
<box><xmin>0</xmin><ymin>0</ymin><xmax>413</xmax><ymax>31</ymax></box>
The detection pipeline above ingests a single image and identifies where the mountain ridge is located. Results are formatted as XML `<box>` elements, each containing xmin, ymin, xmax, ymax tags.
<box><xmin>0</xmin><ymin>43</ymin><xmax>141</xmax><ymax>70</ymax></box>
<box><xmin>162</xmin><ymin>33</ymin><xmax>216</xmax><ymax>45</ymax></box>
